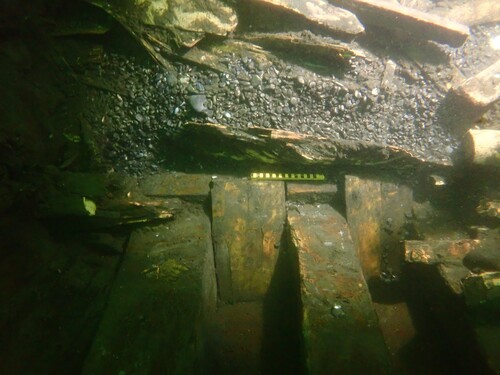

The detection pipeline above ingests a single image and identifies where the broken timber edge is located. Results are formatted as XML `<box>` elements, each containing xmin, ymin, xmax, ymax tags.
<box><xmin>329</xmin><ymin>0</ymin><xmax>470</xmax><ymax>47</ymax></box>
<box><xmin>178</xmin><ymin>122</ymin><xmax>451</xmax><ymax>171</ymax></box>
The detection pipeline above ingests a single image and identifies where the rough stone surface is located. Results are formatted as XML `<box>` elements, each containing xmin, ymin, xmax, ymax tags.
<box><xmin>83</xmin><ymin>206</ymin><xmax>216</xmax><ymax>375</ymax></box>
<box><xmin>288</xmin><ymin>203</ymin><xmax>390</xmax><ymax>374</ymax></box>
<box><xmin>211</xmin><ymin>179</ymin><xmax>286</xmax><ymax>303</ymax></box>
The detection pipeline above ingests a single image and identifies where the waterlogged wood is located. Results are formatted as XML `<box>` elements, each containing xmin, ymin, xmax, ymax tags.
<box><xmin>211</xmin><ymin>179</ymin><xmax>286</xmax><ymax>302</ymax></box>
<box><xmin>182</xmin><ymin>40</ymin><xmax>274</xmax><ymax>73</ymax></box>
<box><xmin>180</xmin><ymin>122</ymin><xmax>452</xmax><ymax>170</ymax></box>
<box><xmin>443</xmin><ymin>60</ymin><xmax>500</xmax><ymax>132</ymax></box>
<box><xmin>288</xmin><ymin>204</ymin><xmax>390</xmax><ymax>374</ymax></box>
<box><xmin>462</xmin><ymin>129</ymin><xmax>500</xmax><ymax>166</ymax></box>
<box><xmin>140</xmin><ymin>172</ymin><xmax>212</xmax><ymax>198</ymax></box>
<box><xmin>329</xmin><ymin>0</ymin><xmax>470</xmax><ymax>46</ymax></box>
<box><xmin>451</xmin><ymin>60</ymin><xmax>500</xmax><ymax>108</ymax></box>
<box><xmin>239</xmin><ymin>31</ymin><xmax>367</xmax><ymax>68</ymax></box>
<box><xmin>432</xmin><ymin>0</ymin><xmax>500</xmax><ymax>26</ymax></box>
<box><xmin>463</xmin><ymin>271</ymin><xmax>500</xmax><ymax>306</ymax></box>
<box><xmin>405</xmin><ymin>239</ymin><xmax>479</xmax><ymax>294</ymax></box>
<box><xmin>252</xmin><ymin>0</ymin><xmax>364</xmax><ymax>35</ymax></box>
<box><xmin>86</xmin><ymin>0</ymin><xmax>237</xmax><ymax>70</ymax></box>
<box><xmin>83</xmin><ymin>207</ymin><xmax>216</xmax><ymax>375</ymax></box>
<box><xmin>477</xmin><ymin>200</ymin><xmax>500</xmax><ymax>219</ymax></box>
<box><xmin>345</xmin><ymin>175</ymin><xmax>413</xmax><ymax>280</ymax></box>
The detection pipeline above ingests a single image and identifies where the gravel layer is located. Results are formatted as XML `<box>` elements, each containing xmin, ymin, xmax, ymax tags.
<box><xmin>81</xmin><ymin>24</ymin><xmax>500</xmax><ymax>176</ymax></box>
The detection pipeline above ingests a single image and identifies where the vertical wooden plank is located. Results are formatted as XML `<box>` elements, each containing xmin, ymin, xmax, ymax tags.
<box><xmin>288</xmin><ymin>204</ymin><xmax>390</xmax><ymax>374</ymax></box>
<box><xmin>211</xmin><ymin>180</ymin><xmax>285</xmax><ymax>303</ymax></box>
<box><xmin>345</xmin><ymin>176</ymin><xmax>413</xmax><ymax>281</ymax></box>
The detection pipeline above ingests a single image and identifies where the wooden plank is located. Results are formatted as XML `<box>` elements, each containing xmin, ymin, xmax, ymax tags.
<box><xmin>139</xmin><ymin>172</ymin><xmax>212</xmax><ymax>198</ymax></box>
<box><xmin>329</xmin><ymin>0</ymin><xmax>470</xmax><ymax>46</ymax></box>
<box><xmin>288</xmin><ymin>204</ymin><xmax>390</xmax><ymax>374</ymax></box>
<box><xmin>180</xmin><ymin>122</ymin><xmax>453</xmax><ymax>170</ymax></box>
<box><xmin>345</xmin><ymin>175</ymin><xmax>413</xmax><ymax>281</ymax></box>
<box><xmin>83</xmin><ymin>207</ymin><xmax>216</xmax><ymax>375</ymax></box>
<box><xmin>442</xmin><ymin>60</ymin><xmax>500</xmax><ymax>132</ymax></box>
<box><xmin>247</xmin><ymin>0</ymin><xmax>364</xmax><ymax>35</ymax></box>
<box><xmin>286</xmin><ymin>182</ymin><xmax>338</xmax><ymax>203</ymax></box>
<box><xmin>432</xmin><ymin>0</ymin><xmax>500</xmax><ymax>26</ymax></box>
<box><xmin>211</xmin><ymin>179</ymin><xmax>285</xmax><ymax>302</ymax></box>
<box><xmin>405</xmin><ymin>239</ymin><xmax>478</xmax><ymax>294</ymax></box>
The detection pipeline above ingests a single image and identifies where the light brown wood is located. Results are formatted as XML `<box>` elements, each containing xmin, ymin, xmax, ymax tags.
<box><xmin>463</xmin><ymin>129</ymin><xmax>500</xmax><ymax>166</ymax></box>
<box><xmin>329</xmin><ymin>0</ymin><xmax>470</xmax><ymax>46</ymax></box>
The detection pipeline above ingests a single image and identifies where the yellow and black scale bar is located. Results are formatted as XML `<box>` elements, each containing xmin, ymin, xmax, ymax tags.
<box><xmin>250</xmin><ymin>172</ymin><xmax>325</xmax><ymax>181</ymax></box>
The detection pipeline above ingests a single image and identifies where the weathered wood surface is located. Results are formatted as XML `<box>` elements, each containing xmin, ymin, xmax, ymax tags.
<box><xmin>211</xmin><ymin>179</ymin><xmax>286</xmax><ymax>302</ymax></box>
<box><xmin>329</xmin><ymin>0</ymin><xmax>470</xmax><ymax>46</ymax></box>
<box><xmin>83</xmin><ymin>207</ymin><xmax>216</xmax><ymax>375</ymax></box>
<box><xmin>477</xmin><ymin>199</ymin><xmax>500</xmax><ymax>219</ymax></box>
<box><xmin>36</xmin><ymin>171</ymin><xmax>176</xmax><ymax>226</ymax></box>
<box><xmin>462</xmin><ymin>129</ymin><xmax>500</xmax><ymax>167</ymax></box>
<box><xmin>463</xmin><ymin>271</ymin><xmax>500</xmax><ymax>307</ymax></box>
<box><xmin>286</xmin><ymin>182</ymin><xmax>338</xmax><ymax>203</ymax></box>
<box><xmin>443</xmin><ymin>60</ymin><xmax>500</xmax><ymax>132</ymax></box>
<box><xmin>182</xmin><ymin>39</ymin><xmax>275</xmax><ymax>74</ymax></box>
<box><xmin>406</xmin><ymin>240</ymin><xmax>499</xmax><ymax>374</ymax></box>
<box><xmin>452</xmin><ymin>59</ymin><xmax>500</xmax><ymax>107</ymax></box>
<box><xmin>180</xmin><ymin>122</ymin><xmax>452</xmax><ymax>170</ymax></box>
<box><xmin>405</xmin><ymin>239</ymin><xmax>479</xmax><ymax>294</ymax></box>
<box><xmin>239</xmin><ymin>31</ymin><xmax>367</xmax><ymax>69</ymax></box>
<box><xmin>432</xmin><ymin>0</ymin><xmax>500</xmax><ymax>26</ymax></box>
<box><xmin>288</xmin><ymin>204</ymin><xmax>390</xmax><ymax>374</ymax></box>
<box><xmin>345</xmin><ymin>175</ymin><xmax>413</xmax><ymax>281</ymax></box>
<box><xmin>463</xmin><ymin>271</ymin><xmax>500</xmax><ymax>373</ymax></box>
<box><xmin>140</xmin><ymin>172</ymin><xmax>212</xmax><ymax>198</ymax></box>
<box><xmin>249</xmin><ymin>0</ymin><xmax>364</xmax><ymax>35</ymax></box>
<box><xmin>87</xmin><ymin>0</ymin><xmax>237</xmax><ymax>47</ymax></box>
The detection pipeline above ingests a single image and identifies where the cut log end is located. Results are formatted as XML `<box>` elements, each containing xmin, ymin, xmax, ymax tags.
<box><xmin>462</xmin><ymin>129</ymin><xmax>500</xmax><ymax>166</ymax></box>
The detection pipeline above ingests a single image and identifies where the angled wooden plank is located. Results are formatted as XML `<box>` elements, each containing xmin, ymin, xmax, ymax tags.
<box><xmin>83</xmin><ymin>207</ymin><xmax>216</xmax><ymax>375</ymax></box>
<box><xmin>345</xmin><ymin>175</ymin><xmax>413</xmax><ymax>281</ymax></box>
<box><xmin>288</xmin><ymin>204</ymin><xmax>390</xmax><ymax>374</ymax></box>
<box><xmin>330</xmin><ymin>0</ymin><xmax>470</xmax><ymax>46</ymax></box>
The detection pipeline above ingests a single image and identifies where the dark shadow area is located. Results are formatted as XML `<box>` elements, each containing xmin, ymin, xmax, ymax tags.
<box><xmin>261</xmin><ymin>223</ymin><xmax>305</xmax><ymax>375</ymax></box>
<box><xmin>367</xmin><ymin>277</ymin><xmax>406</xmax><ymax>304</ymax></box>
<box><xmin>400</xmin><ymin>264</ymin><xmax>493</xmax><ymax>375</ymax></box>
<box><xmin>0</xmin><ymin>214</ymin><xmax>124</xmax><ymax>374</ymax></box>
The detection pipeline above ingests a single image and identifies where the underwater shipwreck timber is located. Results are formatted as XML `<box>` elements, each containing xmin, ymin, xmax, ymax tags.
<box><xmin>1</xmin><ymin>0</ymin><xmax>500</xmax><ymax>374</ymax></box>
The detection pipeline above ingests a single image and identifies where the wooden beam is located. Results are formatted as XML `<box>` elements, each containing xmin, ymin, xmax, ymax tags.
<box><xmin>288</xmin><ymin>204</ymin><xmax>390</xmax><ymax>374</ymax></box>
<box><xmin>442</xmin><ymin>60</ymin><xmax>500</xmax><ymax>132</ymax></box>
<box><xmin>329</xmin><ymin>0</ymin><xmax>470</xmax><ymax>46</ymax></box>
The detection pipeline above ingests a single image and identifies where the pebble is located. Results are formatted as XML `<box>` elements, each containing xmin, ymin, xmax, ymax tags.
<box><xmin>188</xmin><ymin>95</ymin><xmax>208</xmax><ymax>113</ymax></box>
